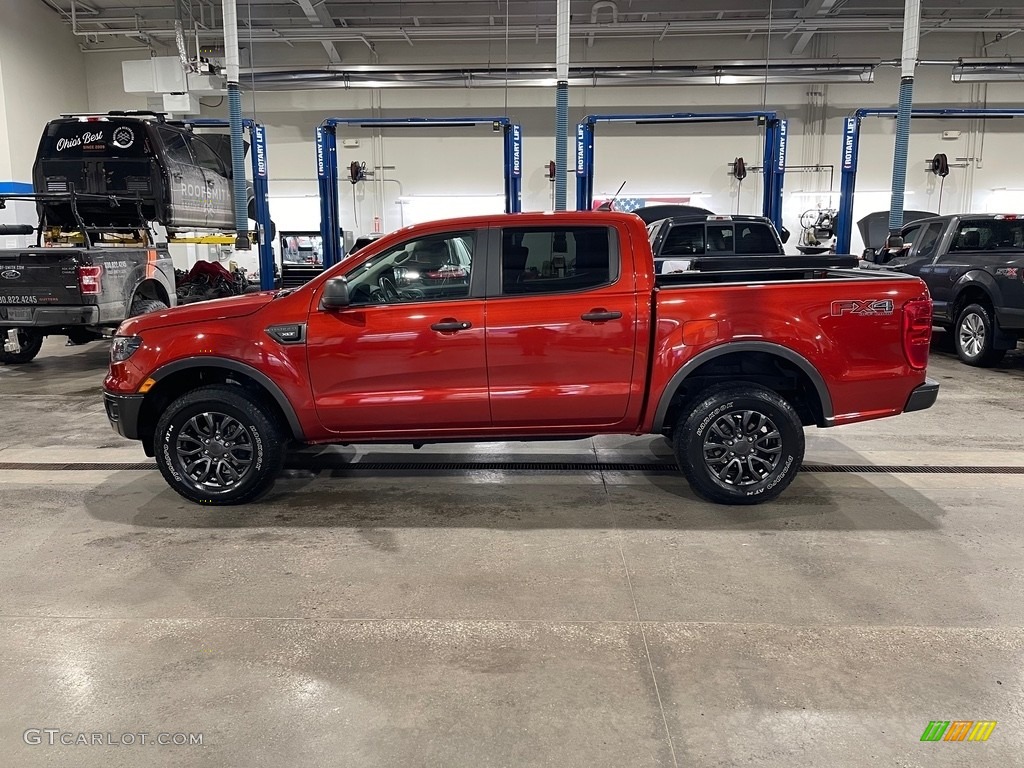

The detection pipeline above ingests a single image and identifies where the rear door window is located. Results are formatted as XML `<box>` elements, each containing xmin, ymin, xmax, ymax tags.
<box><xmin>499</xmin><ymin>226</ymin><xmax>617</xmax><ymax>295</ymax></box>
<box><xmin>953</xmin><ymin>219</ymin><xmax>1024</xmax><ymax>251</ymax></box>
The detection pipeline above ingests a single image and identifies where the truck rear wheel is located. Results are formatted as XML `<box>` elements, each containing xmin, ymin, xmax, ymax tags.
<box><xmin>130</xmin><ymin>298</ymin><xmax>169</xmax><ymax>317</ymax></box>
<box><xmin>0</xmin><ymin>328</ymin><xmax>44</xmax><ymax>365</ymax></box>
<box><xmin>674</xmin><ymin>384</ymin><xmax>804</xmax><ymax>505</ymax></box>
<box><xmin>954</xmin><ymin>303</ymin><xmax>1006</xmax><ymax>367</ymax></box>
<box><xmin>154</xmin><ymin>385</ymin><xmax>284</xmax><ymax>505</ymax></box>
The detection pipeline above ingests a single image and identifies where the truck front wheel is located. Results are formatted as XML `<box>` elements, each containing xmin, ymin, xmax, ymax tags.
<box><xmin>154</xmin><ymin>385</ymin><xmax>285</xmax><ymax>505</ymax></box>
<box><xmin>674</xmin><ymin>384</ymin><xmax>804</xmax><ymax>505</ymax></box>
<box><xmin>0</xmin><ymin>328</ymin><xmax>44</xmax><ymax>365</ymax></box>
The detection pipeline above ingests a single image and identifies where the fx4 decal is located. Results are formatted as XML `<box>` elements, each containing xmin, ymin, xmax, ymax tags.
<box><xmin>831</xmin><ymin>299</ymin><xmax>895</xmax><ymax>316</ymax></box>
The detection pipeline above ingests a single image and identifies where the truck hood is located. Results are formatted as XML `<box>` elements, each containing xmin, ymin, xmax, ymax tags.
<box><xmin>118</xmin><ymin>291</ymin><xmax>277</xmax><ymax>336</ymax></box>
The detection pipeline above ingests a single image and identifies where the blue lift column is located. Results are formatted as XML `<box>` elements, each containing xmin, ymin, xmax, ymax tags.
<box><xmin>834</xmin><ymin>108</ymin><xmax>1024</xmax><ymax>254</ymax></box>
<box><xmin>316</xmin><ymin>125</ymin><xmax>341</xmax><ymax>268</ymax></box>
<box><xmin>317</xmin><ymin>117</ymin><xmax>523</xmax><ymax>268</ymax></box>
<box><xmin>574</xmin><ymin>112</ymin><xmax>786</xmax><ymax>230</ymax></box>
<box><xmin>180</xmin><ymin>118</ymin><xmax>276</xmax><ymax>290</ymax></box>
<box><xmin>834</xmin><ymin>115</ymin><xmax>863</xmax><ymax>255</ymax></box>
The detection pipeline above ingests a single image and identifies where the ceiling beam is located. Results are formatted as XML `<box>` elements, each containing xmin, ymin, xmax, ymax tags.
<box><xmin>797</xmin><ymin>0</ymin><xmax>840</xmax><ymax>19</ymax></box>
<box><xmin>294</xmin><ymin>0</ymin><xmax>342</xmax><ymax>64</ymax></box>
<box><xmin>792</xmin><ymin>30</ymin><xmax>816</xmax><ymax>54</ymax></box>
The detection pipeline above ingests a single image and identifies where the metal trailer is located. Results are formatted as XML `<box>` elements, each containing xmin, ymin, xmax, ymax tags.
<box><xmin>179</xmin><ymin>118</ymin><xmax>276</xmax><ymax>290</ymax></box>
<box><xmin>835</xmin><ymin>108</ymin><xmax>1024</xmax><ymax>254</ymax></box>
<box><xmin>316</xmin><ymin>117</ymin><xmax>524</xmax><ymax>268</ymax></box>
<box><xmin>574</xmin><ymin>112</ymin><xmax>789</xmax><ymax>230</ymax></box>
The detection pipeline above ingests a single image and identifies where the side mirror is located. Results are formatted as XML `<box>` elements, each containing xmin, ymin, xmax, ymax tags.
<box><xmin>319</xmin><ymin>277</ymin><xmax>350</xmax><ymax>310</ymax></box>
<box><xmin>779</xmin><ymin>226</ymin><xmax>791</xmax><ymax>244</ymax></box>
<box><xmin>862</xmin><ymin>248</ymin><xmax>879</xmax><ymax>263</ymax></box>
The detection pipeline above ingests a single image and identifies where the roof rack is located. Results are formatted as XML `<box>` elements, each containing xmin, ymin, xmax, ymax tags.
<box><xmin>57</xmin><ymin>110</ymin><xmax>168</xmax><ymax>122</ymax></box>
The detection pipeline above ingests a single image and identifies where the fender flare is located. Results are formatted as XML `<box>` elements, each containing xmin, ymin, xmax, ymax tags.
<box><xmin>651</xmin><ymin>341</ymin><xmax>835</xmax><ymax>432</ymax></box>
<box><xmin>149</xmin><ymin>357</ymin><xmax>305</xmax><ymax>441</ymax></box>
<box><xmin>951</xmin><ymin>270</ymin><xmax>1001</xmax><ymax>313</ymax></box>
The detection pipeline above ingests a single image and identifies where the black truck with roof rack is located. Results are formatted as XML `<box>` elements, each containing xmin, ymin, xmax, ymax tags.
<box><xmin>0</xmin><ymin>111</ymin><xmax>263</xmax><ymax>364</ymax></box>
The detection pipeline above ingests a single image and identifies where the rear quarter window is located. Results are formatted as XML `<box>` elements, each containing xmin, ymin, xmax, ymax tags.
<box><xmin>953</xmin><ymin>219</ymin><xmax>1024</xmax><ymax>251</ymax></box>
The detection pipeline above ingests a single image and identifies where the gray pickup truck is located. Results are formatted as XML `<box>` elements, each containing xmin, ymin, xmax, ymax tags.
<box><xmin>863</xmin><ymin>213</ymin><xmax>1024</xmax><ymax>366</ymax></box>
<box><xmin>0</xmin><ymin>193</ymin><xmax>175</xmax><ymax>364</ymax></box>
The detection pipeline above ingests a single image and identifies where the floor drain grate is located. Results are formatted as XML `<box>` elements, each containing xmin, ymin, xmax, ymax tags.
<box><xmin>2</xmin><ymin>461</ymin><xmax>1024</xmax><ymax>475</ymax></box>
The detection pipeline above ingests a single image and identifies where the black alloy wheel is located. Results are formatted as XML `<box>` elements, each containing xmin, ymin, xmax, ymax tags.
<box><xmin>675</xmin><ymin>384</ymin><xmax>805</xmax><ymax>505</ymax></box>
<box><xmin>154</xmin><ymin>385</ymin><xmax>284</xmax><ymax>505</ymax></box>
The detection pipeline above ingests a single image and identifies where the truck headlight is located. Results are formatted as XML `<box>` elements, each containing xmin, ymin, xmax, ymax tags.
<box><xmin>110</xmin><ymin>335</ymin><xmax>142</xmax><ymax>363</ymax></box>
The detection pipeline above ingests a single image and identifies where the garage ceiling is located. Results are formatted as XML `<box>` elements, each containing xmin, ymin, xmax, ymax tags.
<box><xmin>41</xmin><ymin>1</ymin><xmax>1024</xmax><ymax>56</ymax></box>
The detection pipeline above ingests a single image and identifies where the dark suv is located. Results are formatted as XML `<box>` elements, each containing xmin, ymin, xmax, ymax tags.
<box><xmin>33</xmin><ymin>113</ymin><xmax>238</xmax><ymax>231</ymax></box>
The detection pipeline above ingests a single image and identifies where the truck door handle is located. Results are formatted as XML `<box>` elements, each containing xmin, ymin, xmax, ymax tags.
<box><xmin>581</xmin><ymin>309</ymin><xmax>622</xmax><ymax>323</ymax></box>
<box><xmin>430</xmin><ymin>319</ymin><xmax>473</xmax><ymax>333</ymax></box>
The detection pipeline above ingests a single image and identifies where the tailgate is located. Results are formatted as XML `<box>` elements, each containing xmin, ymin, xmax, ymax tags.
<box><xmin>0</xmin><ymin>248</ymin><xmax>86</xmax><ymax>315</ymax></box>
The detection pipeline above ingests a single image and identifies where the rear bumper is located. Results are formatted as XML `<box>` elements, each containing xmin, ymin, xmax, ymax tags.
<box><xmin>904</xmin><ymin>378</ymin><xmax>939</xmax><ymax>413</ymax></box>
<box><xmin>0</xmin><ymin>305</ymin><xmax>100</xmax><ymax>326</ymax></box>
<box><xmin>103</xmin><ymin>390</ymin><xmax>144</xmax><ymax>440</ymax></box>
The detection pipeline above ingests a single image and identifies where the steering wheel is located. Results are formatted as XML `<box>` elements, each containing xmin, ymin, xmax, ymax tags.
<box><xmin>379</xmin><ymin>275</ymin><xmax>400</xmax><ymax>302</ymax></box>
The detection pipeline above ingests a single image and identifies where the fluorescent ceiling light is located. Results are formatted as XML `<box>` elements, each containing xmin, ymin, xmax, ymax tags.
<box><xmin>247</xmin><ymin>62</ymin><xmax>877</xmax><ymax>90</ymax></box>
<box><xmin>952</xmin><ymin>62</ymin><xmax>1024</xmax><ymax>82</ymax></box>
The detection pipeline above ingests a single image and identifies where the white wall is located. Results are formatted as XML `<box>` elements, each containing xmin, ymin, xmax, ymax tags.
<box><xmin>78</xmin><ymin>28</ymin><xmax>1024</xmax><ymax>254</ymax></box>
<box><xmin>0</xmin><ymin>0</ymin><xmax>89</xmax><ymax>184</ymax></box>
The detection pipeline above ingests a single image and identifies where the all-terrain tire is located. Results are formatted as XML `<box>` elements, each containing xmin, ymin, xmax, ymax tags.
<box><xmin>129</xmin><ymin>298</ymin><xmax>169</xmax><ymax>317</ymax></box>
<box><xmin>674</xmin><ymin>384</ymin><xmax>804</xmax><ymax>505</ymax></box>
<box><xmin>154</xmin><ymin>384</ymin><xmax>284</xmax><ymax>505</ymax></box>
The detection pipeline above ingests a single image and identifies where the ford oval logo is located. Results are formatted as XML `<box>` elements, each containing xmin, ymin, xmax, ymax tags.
<box><xmin>1</xmin><ymin>270</ymin><xmax>21</xmax><ymax>280</ymax></box>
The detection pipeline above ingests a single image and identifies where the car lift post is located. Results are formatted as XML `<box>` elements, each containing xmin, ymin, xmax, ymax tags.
<box><xmin>316</xmin><ymin>117</ymin><xmax>524</xmax><ymax>268</ymax></box>
<box><xmin>182</xmin><ymin>118</ymin><xmax>275</xmax><ymax>290</ymax></box>
<box><xmin>574</xmin><ymin>112</ymin><xmax>788</xmax><ymax>231</ymax></box>
<box><xmin>835</xmin><ymin>107</ymin><xmax>1024</xmax><ymax>254</ymax></box>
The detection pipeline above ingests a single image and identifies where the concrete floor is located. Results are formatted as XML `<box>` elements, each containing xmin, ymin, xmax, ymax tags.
<box><xmin>0</xmin><ymin>334</ymin><xmax>1022</xmax><ymax>767</ymax></box>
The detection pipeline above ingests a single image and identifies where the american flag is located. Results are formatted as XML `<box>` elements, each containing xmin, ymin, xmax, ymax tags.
<box><xmin>592</xmin><ymin>196</ymin><xmax>693</xmax><ymax>212</ymax></box>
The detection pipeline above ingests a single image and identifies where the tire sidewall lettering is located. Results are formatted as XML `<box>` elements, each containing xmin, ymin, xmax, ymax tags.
<box><xmin>696</xmin><ymin>400</ymin><xmax>734</xmax><ymax>438</ymax></box>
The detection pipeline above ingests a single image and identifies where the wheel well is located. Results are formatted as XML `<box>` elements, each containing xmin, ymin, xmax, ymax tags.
<box><xmin>136</xmin><ymin>366</ymin><xmax>294</xmax><ymax>453</ymax></box>
<box><xmin>660</xmin><ymin>351</ymin><xmax>825</xmax><ymax>434</ymax></box>
<box><xmin>132</xmin><ymin>279</ymin><xmax>171</xmax><ymax>308</ymax></box>
<box><xmin>952</xmin><ymin>286</ymin><xmax>992</xmax><ymax>321</ymax></box>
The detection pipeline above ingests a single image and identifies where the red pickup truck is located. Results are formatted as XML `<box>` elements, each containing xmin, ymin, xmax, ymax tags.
<box><xmin>103</xmin><ymin>212</ymin><xmax>938</xmax><ymax>506</ymax></box>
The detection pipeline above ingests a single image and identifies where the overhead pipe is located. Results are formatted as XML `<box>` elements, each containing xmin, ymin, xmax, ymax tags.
<box><xmin>587</xmin><ymin>1</ymin><xmax>618</xmax><ymax>47</ymax></box>
<box><xmin>222</xmin><ymin>0</ymin><xmax>250</xmax><ymax>249</ymax></box>
<box><xmin>554</xmin><ymin>0</ymin><xmax>570</xmax><ymax>210</ymax></box>
<box><xmin>887</xmin><ymin>0</ymin><xmax>922</xmax><ymax>247</ymax></box>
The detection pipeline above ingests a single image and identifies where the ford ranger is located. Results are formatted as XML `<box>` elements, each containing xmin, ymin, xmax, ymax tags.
<box><xmin>103</xmin><ymin>212</ymin><xmax>938</xmax><ymax>506</ymax></box>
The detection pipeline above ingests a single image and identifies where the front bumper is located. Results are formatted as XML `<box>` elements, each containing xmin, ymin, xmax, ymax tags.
<box><xmin>904</xmin><ymin>378</ymin><xmax>939</xmax><ymax>413</ymax></box>
<box><xmin>0</xmin><ymin>305</ymin><xmax>100</xmax><ymax>326</ymax></box>
<box><xmin>103</xmin><ymin>391</ymin><xmax>144</xmax><ymax>440</ymax></box>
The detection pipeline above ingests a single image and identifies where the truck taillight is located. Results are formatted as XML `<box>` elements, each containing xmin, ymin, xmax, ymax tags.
<box><xmin>902</xmin><ymin>297</ymin><xmax>932</xmax><ymax>370</ymax></box>
<box><xmin>78</xmin><ymin>265</ymin><xmax>103</xmax><ymax>295</ymax></box>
